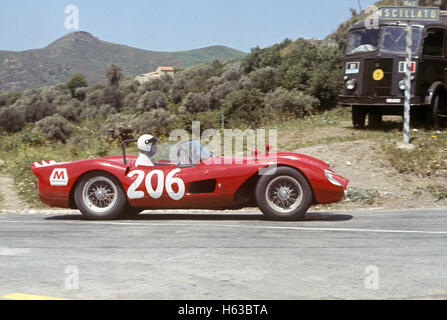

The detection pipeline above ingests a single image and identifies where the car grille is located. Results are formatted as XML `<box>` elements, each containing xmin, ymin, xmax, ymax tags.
<box><xmin>363</xmin><ymin>59</ymin><xmax>393</xmax><ymax>97</ymax></box>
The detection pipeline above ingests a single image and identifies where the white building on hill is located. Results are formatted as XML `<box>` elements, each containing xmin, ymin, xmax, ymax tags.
<box><xmin>135</xmin><ymin>66</ymin><xmax>174</xmax><ymax>83</ymax></box>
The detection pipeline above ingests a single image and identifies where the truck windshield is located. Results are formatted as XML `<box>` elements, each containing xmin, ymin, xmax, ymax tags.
<box><xmin>381</xmin><ymin>26</ymin><xmax>422</xmax><ymax>54</ymax></box>
<box><xmin>346</xmin><ymin>29</ymin><xmax>380</xmax><ymax>54</ymax></box>
<box><xmin>346</xmin><ymin>26</ymin><xmax>422</xmax><ymax>55</ymax></box>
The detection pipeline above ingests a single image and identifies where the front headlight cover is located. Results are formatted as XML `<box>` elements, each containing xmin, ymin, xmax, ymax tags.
<box><xmin>346</xmin><ymin>79</ymin><xmax>356</xmax><ymax>90</ymax></box>
<box><xmin>324</xmin><ymin>169</ymin><xmax>343</xmax><ymax>187</ymax></box>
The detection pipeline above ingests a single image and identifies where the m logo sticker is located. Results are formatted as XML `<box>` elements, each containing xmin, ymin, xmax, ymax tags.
<box><xmin>50</xmin><ymin>168</ymin><xmax>69</xmax><ymax>186</ymax></box>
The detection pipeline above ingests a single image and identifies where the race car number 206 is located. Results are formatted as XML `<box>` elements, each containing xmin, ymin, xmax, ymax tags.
<box><xmin>127</xmin><ymin>169</ymin><xmax>185</xmax><ymax>200</ymax></box>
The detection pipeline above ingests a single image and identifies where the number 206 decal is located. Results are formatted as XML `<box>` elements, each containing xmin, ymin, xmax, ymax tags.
<box><xmin>127</xmin><ymin>169</ymin><xmax>185</xmax><ymax>200</ymax></box>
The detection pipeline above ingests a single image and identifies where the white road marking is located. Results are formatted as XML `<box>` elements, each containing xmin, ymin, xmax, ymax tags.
<box><xmin>1</xmin><ymin>220</ymin><xmax>447</xmax><ymax>235</ymax></box>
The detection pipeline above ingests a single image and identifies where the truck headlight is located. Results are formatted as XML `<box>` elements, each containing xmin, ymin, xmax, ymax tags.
<box><xmin>346</xmin><ymin>79</ymin><xmax>356</xmax><ymax>90</ymax></box>
<box><xmin>399</xmin><ymin>80</ymin><xmax>406</xmax><ymax>91</ymax></box>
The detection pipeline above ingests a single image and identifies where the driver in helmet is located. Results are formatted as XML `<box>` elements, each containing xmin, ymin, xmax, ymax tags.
<box><xmin>135</xmin><ymin>134</ymin><xmax>158</xmax><ymax>167</ymax></box>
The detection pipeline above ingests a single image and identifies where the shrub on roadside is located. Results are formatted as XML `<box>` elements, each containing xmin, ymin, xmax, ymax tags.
<box><xmin>0</xmin><ymin>106</ymin><xmax>27</xmax><ymax>132</ymax></box>
<box><xmin>35</xmin><ymin>114</ymin><xmax>74</xmax><ymax>143</ymax></box>
<box><xmin>264</xmin><ymin>87</ymin><xmax>320</xmax><ymax>118</ymax></box>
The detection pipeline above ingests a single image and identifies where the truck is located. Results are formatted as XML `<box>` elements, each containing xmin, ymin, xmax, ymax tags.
<box><xmin>338</xmin><ymin>8</ymin><xmax>447</xmax><ymax>129</ymax></box>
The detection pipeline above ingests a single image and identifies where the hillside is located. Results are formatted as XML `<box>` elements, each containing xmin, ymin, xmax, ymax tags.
<box><xmin>0</xmin><ymin>31</ymin><xmax>246</xmax><ymax>91</ymax></box>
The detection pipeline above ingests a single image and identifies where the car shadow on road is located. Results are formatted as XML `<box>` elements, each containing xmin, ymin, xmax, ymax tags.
<box><xmin>44</xmin><ymin>211</ymin><xmax>353</xmax><ymax>222</ymax></box>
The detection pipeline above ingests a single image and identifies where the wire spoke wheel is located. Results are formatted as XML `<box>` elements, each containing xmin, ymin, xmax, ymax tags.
<box><xmin>265</xmin><ymin>176</ymin><xmax>303</xmax><ymax>214</ymax></box>
<box><xmin>82</xmin><ymin>176</ymin><xmax>118</xmax><ymax>214</ymax></box>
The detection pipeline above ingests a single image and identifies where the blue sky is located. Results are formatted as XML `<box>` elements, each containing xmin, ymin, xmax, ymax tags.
<box><xmin>0</xmin><ymin>0</ymin><xmax>378</xmax><ymax>52</ymax></box>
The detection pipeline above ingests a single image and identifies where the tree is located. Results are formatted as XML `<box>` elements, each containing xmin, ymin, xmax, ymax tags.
<box><xmin>136</xmin><ymin>90</ymin><xmax>168</xmax><ymax>112</ymax></box>
<box><xmin>181</xmin><ymin>92</ymin><xmax>210</xmax><ymax>113</ymax></box>
<box><xmin>244</xmin><ymin>67</ymin><xmax>278</xmax><ymax>93</ymax></box>
<box><xmin>221</xmin><ymin>89</ymin><xmax>265</xmax><ymax>127</ymax></box>
<box><xmin>106</xmin><ymin>64</ymin><xmax>124</xmax><ymax>86</ymax></box>
<box><xmin>130</xmin><ymin>109</ymin><xmax>177</xmax><ymax>136</ymax></box>
<box><xmin>66</xmin><ymin>73</ymin><xmax>88</xmax><ymax>96</ymax></box>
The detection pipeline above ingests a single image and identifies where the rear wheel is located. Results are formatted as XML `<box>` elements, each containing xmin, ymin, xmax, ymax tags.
<box><xmin>426</xmin><ymin>92</ymin><xmax>445</xmax><ymax>130</ymax></box>
<box><xmin>368</xmin><ymin>112</ymin><xmax>382</xmax><ymax>128</ymax></box>
<box><xmin>255</xmin><ymin>167</ymin><xmax>313</xmax><ymax>221</ymax></box>
<box><xmin>74</xmin><ymin>172</ymin><xmax>127</xmax><ymax>220</ymax></box>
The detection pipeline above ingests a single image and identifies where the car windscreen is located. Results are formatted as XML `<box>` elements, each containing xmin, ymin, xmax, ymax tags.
<box><xmin>174</xmin><ymin>140</ymin><xmax>213</xmax><ymax>165</ymax></box>
<box><xmin>346</xmin><ymin>29</ymin><xmax>380</xmax><ymax>55</ymax></box>
<box><xmin>381</xmin><ymin>26</ymin><xmax>422</xmax><ymax>54</ymax></box>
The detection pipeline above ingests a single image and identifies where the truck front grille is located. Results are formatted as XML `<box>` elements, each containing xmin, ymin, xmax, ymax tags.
<box><xmin>363</xmin><ymin>59</ymin><xmax>393</xmax><ymax>97</ymax></box>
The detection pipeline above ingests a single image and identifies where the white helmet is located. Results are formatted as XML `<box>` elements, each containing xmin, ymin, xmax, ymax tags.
<box><xmin>137</xmin><ymin>134</ymin><xmax>157</xmax><ymax>153</ymax></box>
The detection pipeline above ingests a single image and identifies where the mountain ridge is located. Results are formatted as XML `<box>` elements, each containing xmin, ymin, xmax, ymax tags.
<box><xmin>0</xmin><ymin>31</ymin><xmax>246</xmax><ymax>91</ymax></box>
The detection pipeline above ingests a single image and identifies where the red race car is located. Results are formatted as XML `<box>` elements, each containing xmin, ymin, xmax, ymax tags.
<box><xmin>30</xmin><ymin>139</ymin><xmax>348</xmax><ymax>221</ymax></box>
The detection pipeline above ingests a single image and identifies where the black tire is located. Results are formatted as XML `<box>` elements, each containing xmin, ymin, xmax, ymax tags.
<box><xmin>74</xmin><ymin>171</ymin><xmax>127</xmax><ymax>220</ymax></box>
<box><xmin>352</xmin><ymin>106</ymin><xmax>366</xmax><ymax>128</ymax></box>
<box><xmin>255</xmin><ymin>167</ymin><xmax>313</xmax><ymax>221</ymax></box>
<box><xmin>426</xmin><ymin>93</ymin><xmax>442</xmax><ymax>130</ymax></box>
<box><xmin>368</xmin><ymin>112</ymin><xmax>382</xmax><ymax>128</ymax></box>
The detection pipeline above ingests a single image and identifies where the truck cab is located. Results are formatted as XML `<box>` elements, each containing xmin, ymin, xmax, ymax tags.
<box><xmin>339</xmin><ymin>12</ymin><xmax>447</xmax><ymax>129</ymax></box>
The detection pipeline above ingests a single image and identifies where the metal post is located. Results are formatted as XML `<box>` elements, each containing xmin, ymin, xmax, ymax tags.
<box><xmin>221</xmin><ymin>109</ymin><xmax>224</xmax><ymax>130</ymax></box>
<box><xmin>403</xmin><ymin>23</ymin><xmax>412</xmax><ymax>144</ymax></box>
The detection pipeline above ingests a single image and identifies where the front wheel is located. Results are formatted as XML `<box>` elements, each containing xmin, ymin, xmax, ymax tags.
<box><xmin>74</xmin><ymin>172</ymin><xmax>127</xmax><ymax>220</ymax></box>
<box><xmin>352</xmin><ymin>106</ymin><xmax>366</xmax><ymax>128</ymax></box>
<box><xmin>255</xmin><ymin>167</ymin><xmax>313</xmax><ymax>221</ymax></box>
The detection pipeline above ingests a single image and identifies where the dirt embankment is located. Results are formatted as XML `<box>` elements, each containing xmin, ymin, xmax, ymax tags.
<box><xmin>294</xmin><ymin>126</ymin><xmax>447</xmax><ymax>210</ymax></box>
<box><xmin>0</xmin><ymin>174</ymin><xmax>30</xmax><ymax>213</ymax></box>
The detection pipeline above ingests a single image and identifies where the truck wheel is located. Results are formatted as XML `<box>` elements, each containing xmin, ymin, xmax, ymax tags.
<box><xmin>426</xmin><ymin>93</ymin><xmax>442</xmax><ymax>130</ymax></box>
<box><xmin>352</xmin><ymin>107</ymin><xmax>366</xmax><ymax>128</ymax></box>
<box><xmin>74</xmin><ymin>172</ymin><xmax>127</xmax><ymax>220</ymax></box>
<box><xmin>255</xmin><ymin>167</ymin><xmax>313</xmax><ymax>221</ymax></box>
<box><xmin>368</xmin><ymin>112</ymin><xmax>382</xmax><ymax>129</ymax></box>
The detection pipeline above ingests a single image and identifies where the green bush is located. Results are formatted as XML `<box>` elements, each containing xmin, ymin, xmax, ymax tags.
<box><xmin>136</xmin><ymin>90</ymin><xmax>168</xmax><ymax>112</ymax></box>
<box><xmin>222</xmin><ymin>89</ymin><xmax>266</xmax><ymax>127</ymax></box>
<box><xmin>0</xmin><ymin>106</ymin><xmax>27</xmax><ymax>132</ymax></box>
<box><xmin>130</xmin><ymin>109</ymin><xmax>177</xmax><ymax>136</ymax></box>
<box><xmin>35</xmin><ymin>114</ymin><xmax>74</xmax><ymax>143</ymax></box>
<box><xmin>264</xmin><ymin>88</ymin><xmax>320</xmax><ymax>118</ymax></box>
<box><xmin>101</xmin><ymin>113</ymin><xmax>136</xmax><ymax>141</ymax></box>
<box><xmin>0</xmin><ymin>91</ymin><xmax>22</xmax><ymax>107</ymax></box>
<box><xmin>181</xmin><ymin>92</ymin><xmax>210</xmax><ymax>113</ymax></box>
<box><xmin>57</xmin><ymin>99</ymin><xmax>83</xmax><ymax>121</ymax></box>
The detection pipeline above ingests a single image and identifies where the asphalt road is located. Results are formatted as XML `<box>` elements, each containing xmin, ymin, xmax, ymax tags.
<box><xmin>0</xmin><ymin>208</ymin><xmax>447</xmax><ymax>300</ymax></box>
